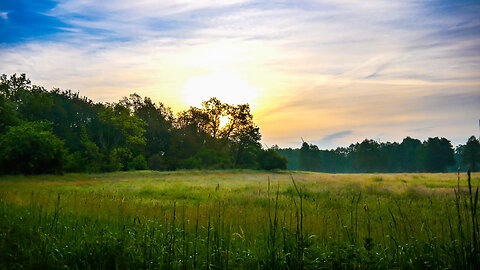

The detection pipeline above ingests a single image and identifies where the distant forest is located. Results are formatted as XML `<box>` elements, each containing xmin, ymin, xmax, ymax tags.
<box><xmin>0</xmin><ymin>73</ymin><xmax>479</xmax><ymax>175</ymax></box>
<box><xmin>278</xmin><ymin>135</ymin><xmax>479</xmax><ymax>173</ymax></box>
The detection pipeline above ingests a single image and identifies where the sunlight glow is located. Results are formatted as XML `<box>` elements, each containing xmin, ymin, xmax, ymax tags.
<box><xmin>181</xmin><ymin>72</ymin><xmax>261</xmax><ymax>107</ymax></box>
<box><xmin>219</xmin><ymin>115</ymin><xmax>230</xmax><ymax>129</ymax></box>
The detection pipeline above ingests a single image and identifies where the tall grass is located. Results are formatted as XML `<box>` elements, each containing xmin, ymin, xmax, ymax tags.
<box><xmin>0</xmin><ymin>170</ymin><xmax>479</xmax><ymax>268</ymax></box>
<box><xmin>452</xmin><ymin>168</ymin><xmax>480</xmax><ymax>269</ymax></box>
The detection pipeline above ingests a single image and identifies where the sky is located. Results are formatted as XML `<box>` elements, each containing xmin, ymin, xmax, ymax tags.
<box><xmin>1</xmin><ymin>0</ymin><xmax>479</xmax><ymax>149</ymax></box>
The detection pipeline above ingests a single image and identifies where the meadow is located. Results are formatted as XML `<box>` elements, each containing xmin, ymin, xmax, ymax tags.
<box><xmin>1</xmin><ymin>170</ymin><xmax>479</xmax><ymax>269</ymax></box>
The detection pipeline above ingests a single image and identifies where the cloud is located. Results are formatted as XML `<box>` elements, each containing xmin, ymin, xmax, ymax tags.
<box><xmin>320</xmin><ymin>130</ymin><xmax>354</xmax><ymax>142</ymax></box>
<box><xmin>1</xmin><ymin>0</ymin><xmax>479</xmax><ymax>148</ymax></box>
<box><xmin>309</xmin><ymin>130</ymin><xmax>354</xmax><ymax>149</ymax></box>
<box><xmin>0</xmin><ymin>12</ymin><xmax>7</xmax><ymax>20</ymax></box>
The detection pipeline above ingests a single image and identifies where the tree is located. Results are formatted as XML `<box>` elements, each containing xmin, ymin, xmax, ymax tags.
<box><xmin>179</xmin><ymin>147</ymin><xmax>233</xmax><ymax>169</ymax></box>
<box><xmin>128</xmin><ymin>155</ymin><xmax>148</xmax><ymax>170</ymax></box>
<box><xmin>64</xmin><ymin>125</ymin><xmax>102</xmax><ymax>173</ymax></box>
<box><xmin>399</xmin><ymin>137</ymin><xmax>422</xmax><ymax>172</ymax></box>
<box><xmin>120</xmin><ymin>94</ymin><xmax>174</xmax><ymax>165</ymax></box>
<box><xmin>462</xmin><ymin>136</ymin><xmax>480</xmax><ymax>172</ymax></box>
<box><xmin>95</xmin><ymin>103</ymin><xmax>147</xmax><ymax>154</ymax></box>
<box><xmin>277</xmin><ymin>148</ymin><xmax>299</xmax><ymax>170</ymax></box>
<box><xmin>230</xmin><ymin>124</ymin><xmax>262</xmax><ymax>168</ymax></box>
<box><xmin>380</xmin><ymin>142</ymin><xmax>400</xmax><ymax>172</ymax></box>
<box><xmin>257</xmin><ymin>148</ymin><xmax>288</xmax><ymax>170</ymax></box>
<box><xmin>0</xmin><ymin>122</ymin><xmax>66</xmax><ymax>174</ymax></box>
<box><xmin>422</xmin><ymin>137</ymin><xmax>455</xmax><ymax>172</ymax></box>
<box><xmin>200</xmin><ymin>97</ymin><xmax>227</xmax><ymax>139</ymax></box>
<box><xmin>355</xmin><ymin>139</ymin><xmax>387</xmax><ymax>173</ymax></box>
<box><xmin>299</xmin><ymin>141</ymin><xmax>321</xmax><ymax>171</ymax></box>
<box><xmin>0</xmin><ymin>93</ymin><xmax>18</xmax><ymax>133</ymax></box>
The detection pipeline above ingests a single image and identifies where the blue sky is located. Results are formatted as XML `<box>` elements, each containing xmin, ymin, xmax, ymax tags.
<box><xmin>1</xmin><ymin>0</ymin><xmax>479</xmax><ymax>149</ymax></box>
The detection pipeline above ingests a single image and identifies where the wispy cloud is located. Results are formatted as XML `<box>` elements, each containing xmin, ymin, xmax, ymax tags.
<box><xmin>312</xmin><ymin>130</ymin><xmax>354</xmax><ymax>149</ymax></box>
<box><xmin>1</xmin><ymin>0</ymin><xmax>479</xmax><ymax>148</ymax></box>
<box><xmin>0</xmin><ymin>11</ymin><xmax>7</xmax><ymax>20</ymax></box>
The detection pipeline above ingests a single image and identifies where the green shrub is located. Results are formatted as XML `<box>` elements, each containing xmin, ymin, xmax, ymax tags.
<box><xmin>128</xmin><ymin>155</ymin><xmax>147</xmax><ymax>170</ymax></box>
<box><xmin>257</xmin><ymin>149</ymin><xmax>288</xmax><ymax>170</ymax></box>
<box><xmin>179</xmin><ymin>156</ymin><xmax>202</xmax><ymax>169</ymax></box>
<box><xmin>179</xmin><ymin>147</ymin><xmax>233</xmax><ymax>169</ymax></box>
<box><xmin>65</xmin><ymin>141</ymin><xmax>102</xmax><ymax>173</ymax></box>
<box><xmin>0</xmin><ymin>121</ymin><xmax>66</xmax><ymax>174</ymax></box>
<box><xmin>104</xmin><ymin>147</ymin><xmax>134</xmax><ymax>172</ymax></box>
<box><xmin>65</xmin><ymin>151</ymin><xmax>86</xmax><ymax>172</ymax></box>
<box><xmin>147</xmin><ymin>153</ymin><xmax>163</xmax><ymax>170</ymax></box>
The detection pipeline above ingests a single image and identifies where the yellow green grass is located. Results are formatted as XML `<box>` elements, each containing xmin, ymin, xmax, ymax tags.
<box><xmin>1</xmin><ymin>170</ymin><xmax>479</xmax><ymax>269</ymax></box>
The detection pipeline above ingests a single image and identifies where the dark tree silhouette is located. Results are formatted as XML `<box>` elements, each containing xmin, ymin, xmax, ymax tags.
<box><xmin>400</xmin><ymin>137</ymin><xmax>422</xmax><ymax>172</ymax></box>
<box><xmin>462</xmin><ymin>136</ymin><xmax>480</xmax><ymax>172</ymax></box>
<box><xmin>257</xmin><ymin>148</ymin><xmax>287</xmax><ymax>170</ymax></box>
<box><xmin>355</xmin><ymin>139</ymin><xmax>387</xmax><ymax>173</ymax></box>
<box><xmin>299</xmin><ymin>141</ymin><xmax>321</xmax><ymax>171</ymax></box>
<box><xmin>422</xmin><ymin>137</ymin><xmax>455</xmax><ymax>172</ymax></box>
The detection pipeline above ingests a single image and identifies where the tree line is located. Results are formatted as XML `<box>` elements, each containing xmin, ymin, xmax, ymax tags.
<box><xmin>0</xmin><ymin>74</ymin><xmax>287</xmax><ymax>174</ymax></box>
<box><xmin>2</xmin><ymin>73</ymin><xmax>478</xmax><ymax>175</ymax></box>
<box><xmin>277</xmin><ymin>135</ymin><xmax>480</xmax><ymax>173</ymax></box>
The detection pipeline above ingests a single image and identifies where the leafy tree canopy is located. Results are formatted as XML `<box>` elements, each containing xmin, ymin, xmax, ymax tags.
<box><xmin>0</xmin><ymin>121</ymin><xmax>66</xmax><ymax>174</ymax></box>
<box><xmin>462</xmin><ymin>136</ymin><xmax>480</xmax><ymax>172</ymax></box>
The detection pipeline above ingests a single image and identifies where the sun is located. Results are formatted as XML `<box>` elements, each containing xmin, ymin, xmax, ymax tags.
<box><xmin>219</xmin><ymin>115</ymin><xmax>230</xmax><ymax>129</ymax></box>
<box><xmin>181</xmin><ymin>72</ymin><xmax>261</xmax><ymax>107</ymax></box>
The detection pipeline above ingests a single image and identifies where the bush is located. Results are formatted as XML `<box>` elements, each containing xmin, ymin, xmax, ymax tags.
<box><xmin>0</xmin><ymin>121</ymin><xmax>66</xmax><ymax>174</ymax></box>
<box><xmin>179</xmin><ymin>156</ymin><xmax>202</xmax><ymax>169</ymax></box>
<box><xmin>65</xmin><ymin>141</ymin><xmax>102</xmax><ymax>173</ymax></box>
<box><xmin>257</xmin><ymin>149</ymin><xmax>288</xmax><ymax>170</ymax></box>
<box><xmin>179</xmin><ymin>147</ymin><xmax>233</xmax><ymax>169</ymax></box>
<box><xmin>65</xmin><ymin>151</ymin><xmax>86</xmax><ymax>172</ymax></box>
<box><xmin>128</xmin><ymin>155</ymin><xmax>148</xmax><ymax>170</ymax></box>
<box><xmin>147</xmin><ymin>153</ymin><xmax>164</xmax><ymax>170</ymax></box>
<box><xmin>195</xmin><ymin>147</ymin><xmax>233</xmax><ymax>169</ymax></box>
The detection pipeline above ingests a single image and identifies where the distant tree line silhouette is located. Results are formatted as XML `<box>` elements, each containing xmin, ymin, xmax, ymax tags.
<box><xmin>277</xmin><ymin>135</ymin><xmax>480</xmax><ymax>173</ymax></box>
<box><xmin>0</xmin><ymin>74</ymin><xmax>287</xmax><ymax>174</ymax></box>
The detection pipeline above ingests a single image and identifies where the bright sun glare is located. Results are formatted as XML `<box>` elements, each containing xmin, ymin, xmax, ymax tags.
<box><xmin>219</xmin><ymin>115</ymin><xmax>229</xmax><ymax>129</ymax></box>
<box><xmin>181</xmin><ymin>72</ymin><xmax>261</xmax><ymax>107</ymax></box>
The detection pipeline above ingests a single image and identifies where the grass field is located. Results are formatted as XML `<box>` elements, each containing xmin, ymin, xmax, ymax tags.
<box><xmin>1</xmin><ymin>170</ymin><xmax>479</xmax><ymax>269</ymax></box>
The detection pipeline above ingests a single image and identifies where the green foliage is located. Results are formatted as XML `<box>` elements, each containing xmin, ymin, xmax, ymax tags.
<box><xmin>355</xmin><ymin>139</ymin><xmax>387</xmax><ymax>173</ymax></box>
<box><xmin>279</xmin><ymin>136</ymin><xmax>459</xmax><ymax>173</ymax></box>
<box><xmin>0</xmin><ymin>121</ymin><xmax>66</xmax><ymax>174</ymax></box>
<box><xmin>180</xmin><ymin>147</ymin><xmax>233</xmax><ymax>169</ymax></box>
<box><xmin>462</xmin><ymin>136</ymin><xmax>480</xmax><ymax>172</ymax></box>
<box><xmin>179</xmin><ymin>156</ymin><xmax>202</xmax><ymax>169</ymax></box>
<box><xmin>176</xmin><ymin>98</ymin><xmax>262</xmax><ymax>169</ymax></box>
<box><xmin>147</xmin><ymin>153</ymin><xmax>165</xmax><ymax>170</ymax></box>
<box><xmin>107</xmin><ymin>148</ymin><xmax>135</xmax><ymax>171</ymax></box>
<box><xmin>0</xmin><ymin>73</ymin><xmax>466</xmax><ymax>174</ymax></box>
<box><xmin>97</xmin><ymin>104</ymin><xmax>147</xmax><ymax>153</ymax></box>
<box><xmin>0</xmin><ymin>93</ymin><xmax>19</xmax><ymax>133</ymax></box>
<box><xmin>299</xmin><ymin>141</ymin><xmax>321</xmax><ymax>171</ymax></box>
<box><xmin>0</xmin><ymin>74</ymin><xmax>267</xmax><ymax>173</ymax></box>
<box><xmin>422</xmin><ymin>137</ymin><xmax>455</xmax><ymax>172</ymax></box>
<box><xmin>65</xmin><ymin>126</ymin><xmax>102</xmax><ymax>173</ymax></box>
<box><xmin>400</xmin><ymin>137</ymin><xmax>422</xmax><ymax>172</ymax></box>
<box><xmin>128</xmin><ymin>155</ymin><xmax>148</xmax><ymax>170</ymax></box>
<box><xmin>257</xmin><ymin>149</ymin><xmax>288</xmax><ymax>170</ymax></box>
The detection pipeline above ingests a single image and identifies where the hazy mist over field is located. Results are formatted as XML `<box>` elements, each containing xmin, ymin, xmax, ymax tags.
<box><xmin>1</xmin><ymin>0</ymin><xmax>479</xmax><ymax>149</ymax></box>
